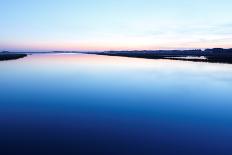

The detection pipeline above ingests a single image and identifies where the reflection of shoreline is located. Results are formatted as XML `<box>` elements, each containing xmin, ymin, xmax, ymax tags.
<box><xmin>0</xmin><ymin>53</ymin><xmax>27</xmax><ymax>61</ymax></box>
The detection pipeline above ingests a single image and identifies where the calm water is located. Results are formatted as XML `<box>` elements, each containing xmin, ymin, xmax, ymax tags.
<box><xmin>1</xmin><ymin>54</ymin><xmax>232</xmax><ymax>155</ymax></box>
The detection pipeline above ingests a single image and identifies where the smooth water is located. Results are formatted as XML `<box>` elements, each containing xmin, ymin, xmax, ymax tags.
<box><xmin>1</xmin><ymin>54</ymin><xmax>232</xmax><ymax>155</ymax></box>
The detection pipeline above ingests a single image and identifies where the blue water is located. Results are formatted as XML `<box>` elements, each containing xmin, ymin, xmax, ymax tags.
<box><xmin>1</xmin><ymin>54</ymin><xmax>232</xmax><ymax>155</ymax></box>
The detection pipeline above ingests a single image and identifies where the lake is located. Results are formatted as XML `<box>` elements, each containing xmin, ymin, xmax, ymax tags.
<box><xmin>1</xmin><ymin>54</ymin><xmax>232</xmax><ymax>155</ymax></box>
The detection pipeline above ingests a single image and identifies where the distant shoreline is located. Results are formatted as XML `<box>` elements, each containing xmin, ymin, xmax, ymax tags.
<box><xmin>0</xmin><ymin>53</ymin><xmax>27</xmax><ymax>61</ymax></box>
<box><xmin>84</xmin><ymin>48</ymin><xmax>232</xmax><ymax>64</ymax></box>
<box><xmin>1</xmin><ymin>48</ymin><xmax>232</xmax><ymax>64</ymax></box>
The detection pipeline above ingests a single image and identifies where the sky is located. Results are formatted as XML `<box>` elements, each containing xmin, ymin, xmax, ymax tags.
<box><xmin>0</xmin><ymin>0</ymin><xmax>232</xmax><ymax>51</ymax></box>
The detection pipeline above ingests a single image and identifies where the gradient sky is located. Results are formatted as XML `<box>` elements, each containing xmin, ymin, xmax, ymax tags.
<box><xmin>1</xmin><ymin>0</ymin><xmax>232</xmax><ymax>51</ymax></box>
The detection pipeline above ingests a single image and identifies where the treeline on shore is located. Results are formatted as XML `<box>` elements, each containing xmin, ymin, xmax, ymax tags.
<box><xmin>93</xmin><ymin>48</ymin><xmax>232</xmax><ymax>64</ymax></box>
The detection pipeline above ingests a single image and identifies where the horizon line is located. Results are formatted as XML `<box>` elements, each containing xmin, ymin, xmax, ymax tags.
<box><xmin>1</xmin><ymin>47</ymin><xmax>232</xmax><ymax>53</ymax></box>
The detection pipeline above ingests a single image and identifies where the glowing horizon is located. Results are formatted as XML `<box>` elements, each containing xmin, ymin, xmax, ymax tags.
<box><xmin>1</xmin><ymin>0</ymin><xmax>232</xmax><ymax>51</ymax></box>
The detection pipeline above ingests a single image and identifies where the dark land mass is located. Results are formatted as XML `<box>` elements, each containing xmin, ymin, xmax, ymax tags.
<box><xmin>1</xmin><ymin>48</ymin><xmax>232</xmax><ymax>64</ymax></box>
<box><xmin>0</xmin><ymin>52</ymin><xmax>27</xmax><ymax>61</ymax></box>
<box><xmin>85</xmin><ymin>48</ymin><xmax>232</xmax><ymax>64</ymax></box>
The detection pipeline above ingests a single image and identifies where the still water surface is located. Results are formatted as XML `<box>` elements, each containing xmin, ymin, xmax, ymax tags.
<box><xmin>1</xmin><ymin>54</ymin><xmax>232</xmax><ymax>155</ymax></box>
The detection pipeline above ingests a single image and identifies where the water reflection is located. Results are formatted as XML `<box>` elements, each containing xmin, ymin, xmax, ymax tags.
<box><xmin>1</xmin><ymin>54</ymin><xmax>232</xmax><ymax>155</ymax></box>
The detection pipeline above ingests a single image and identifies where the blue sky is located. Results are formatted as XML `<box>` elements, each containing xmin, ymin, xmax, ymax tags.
<box><xmin>0</xmin><ymin>0</ymin><xmax>232</xmax><ymax>51</ymax></box>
